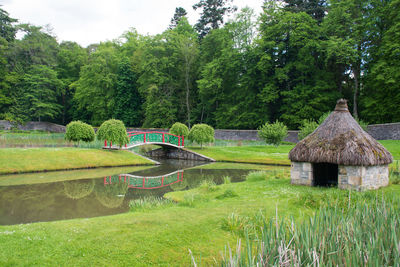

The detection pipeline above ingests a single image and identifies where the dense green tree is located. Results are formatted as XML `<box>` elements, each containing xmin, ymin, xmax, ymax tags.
<box><xmin>0</xmin><ymin>8</ymin><xmax>16</xmax><ymax>118</ymax></box>
<box><xmin>56</xmin><ymin>41</ymin><xmax>88</xmax><ymax>124</ymax></box>
<box><xmin>169</xmin><ymin>7</ymin><xmax>187</xmax><ymax>29</ymax></box>
<box><xmin>8</xmin><ymin>24</ymin><xmax>59</xmax><ymax>70</ymax></box>
<box><xmin>0</xmin><ymin>7</ymin><xmax>17</xmax><ymax>42</ymax></box>
<box><xmin>73</xmin><ymin>42</ymin><xmax>118</xmax><ymax>125</ymax></box>
<box><xmin>113</xmin><ymin>57</ymin><xmax>142</xmax><ymax>127</ymax></box>
<box><xmin>361</xmin><ymin>0</ymin><xmax>400</xmax><ymax>123</ymax></box>
<box><xmin>142</xmin><ymin>85</ymin><xmax>176</xmax><ymax>128</ymax></box>
<box><xmin>283</xmin><ymin>0</ymin><xmax>327</xmax><ymax>23</ymax></box>
<box><xmin>173</xmin><ymin>18</ymin><xmax>199</xmax><ymax>128</ymax></box>
<box><xmin>169</xmin><ymin>122</ymin><xmax>189</xmax><ymax>138</ymax></box>
<box><xmin>322</xmin><ymin>0</ymin><xmax>370</xmax><ymax>118</ymax></box>
<box><xmin>22</xmin><ymin>65</ymin><xmax>62</xmax><ymax>121</ymax></box>
<box><xmin>192</xmin><ymin>0</ymin><xmax>237</xmax><ymax>38</ymax></box>
<box><xmin>257</xmin><ymin>3</ymin><xmax>339</xmax><ymax>128</ymax></box>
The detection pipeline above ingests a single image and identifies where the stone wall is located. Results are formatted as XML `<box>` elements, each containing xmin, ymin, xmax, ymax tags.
<box><xmin>290</xmin><ymin>162</ymin><xmax>313</xmax><ymax>186</ymax></box>
<box><xmin>0</xmin><ymin>120</ymin><xmax>65</xmax><ymax>133</ymax></box>
<box><xmin>367</xmin><ymin>122</ymin><xmax>400</xmax><ymax>140</ymax></box>
<box><xmin>3</xmin><ymin>120</ymin><xmax>400</xmax><ymax>142</ymax></box>
<box><xmin>339</xmin><ymin>165</ymin><xmax>389</xmax><ymax>191</ymax></box>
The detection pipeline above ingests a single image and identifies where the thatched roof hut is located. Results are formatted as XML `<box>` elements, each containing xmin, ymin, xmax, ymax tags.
<box><xmin>289</xmin><ymin>99</ymin><xmax>392</xmax><ymax>190</ymax></box>
<box><xmin>289</xmin><ymin>99</ymin><xmax>393</xmax><ymax>166</ymax></box>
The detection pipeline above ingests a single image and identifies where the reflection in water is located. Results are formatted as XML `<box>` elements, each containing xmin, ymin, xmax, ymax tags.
<box><xmin>104</xmin><ymin>171</ymin><xmax>184</xmax><ymax>189</ymax></box>
<box><xmin>95</xmin><ymin>181</ymin><xmax>128</xmax><ymax>209</ymax></box>
<box><xmin>0</xmin><ymin>160</ymin><xmax>280</xmax><ymax>225</ymax></box>
<box><xmin>63</xmin><ymin>179</ymin><xmax>95</xmax><ymax>200</ymax></box>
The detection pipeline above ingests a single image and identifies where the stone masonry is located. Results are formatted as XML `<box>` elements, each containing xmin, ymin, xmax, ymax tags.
<box><xmin>290</xmin><ymin>162</ymin><xmax>313</xmax><ymax>186</ymax></box>
<box><xmin>338</xmin><ymin>165</ymin><xmax>389</xmax><ymax>191</ymax></box>
<box><xmin>291</xmin><ymin>162</ymin><xmax>389</xmax><ymax>190</ymax></box>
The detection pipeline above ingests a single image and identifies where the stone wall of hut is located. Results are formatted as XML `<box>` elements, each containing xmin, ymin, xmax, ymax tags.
<box><xmin>290</xmin><ymin>162</ymin><xmax>313</xmax><ymax>186</ymax></box>
<box><xmin>339</xmin><ymin>165</ymin><xmax>389</xmax><ymax>191</ymax></box>
<box><xmin>291</xmin><ymin>162</ymin><xmax>389</xmax><ymax>190</ymax></box>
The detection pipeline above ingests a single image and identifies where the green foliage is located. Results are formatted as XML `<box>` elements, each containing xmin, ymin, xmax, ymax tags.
<box><xmin>188</xmin><ymin>123</ymin><xmax>215</xmax><ymax>148</ymax></box>
<box><xmin>65</xmin><ymin>120</ymin><xmax>95</xmax><ymax>143</ymax></box>
<box><xmin>318</xmin><ymin>112</ymin><xmax>331</xmax><ymax>124</ymax></box>
<box><xmin>169</xmin><ymin>122</ymin><xmax>189</xmax><ymax>138</ymax></box>
<box><xmin>258</xmin><ymin>120</ymin><xmax>287</xmax><ymax>146</ymax></box>
<box><xmin>298</xmin><ymin>119</ymin><xmax>318</xmax><ymax>140</ymax></box>
<box><xmin>97</xmin><ymin>119</ymin><xmax>129</xmax><ymax>147</ymax></box>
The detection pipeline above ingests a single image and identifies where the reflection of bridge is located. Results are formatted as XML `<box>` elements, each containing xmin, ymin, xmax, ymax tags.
<box><xmin>104</xmin><ymin>131</ymin><xmax>184</xmax><ymax>149</ymax></box>
<box><xmin>104</xmin><ymin>170</ymin><xmax>184</xmax><ymax>189</ymax></box>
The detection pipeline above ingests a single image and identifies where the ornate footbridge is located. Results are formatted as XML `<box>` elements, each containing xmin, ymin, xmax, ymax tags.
<box><xmin>104</xmin><ymin>131</ymin><xmax>184</xmax><ymax>149</ymax></box>
<box><xmin>104</xmin><ymin>170</ymin><xmax>184</xmax><ymax>189</ymax></box>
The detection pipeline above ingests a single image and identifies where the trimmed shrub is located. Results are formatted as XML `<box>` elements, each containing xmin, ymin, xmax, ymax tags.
<box><xmin>65</xmin><ymin>120</ymin><xmax>95</xmax><ymax>143</ymax></box>
<box><xmin>298</xmin><ymin>119</ymin><xmax>319</xmax><ymax>140</ymax></box>
<box><xmin>258</xmin><ymin>120</ymin><xmax>287</xmax><ymax>146</ymax></box>
<box><xmin>169</xmin><ymin>122</ymin><xmax>189</xmax><ymax>138</ymax></box>
<box><xmin>97</xmin><ymin>119</ymin><xmax>129</xmax><ymax>147</ymax></box>
<box><xmin>188</xmin><ymin>123</ymin><xmax>215</xmax><ymax>148</ymax></box>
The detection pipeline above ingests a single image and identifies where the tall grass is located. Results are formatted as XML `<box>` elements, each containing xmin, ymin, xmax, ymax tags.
<box><xmin>220</xmin><ymin>195</ymin><xmax>400</xmax><ymax>266</ymax></box>
<box><xmin>129</xmin><ymin>196</ymin><xmax>174</xmax><ymax>211</ymax></box>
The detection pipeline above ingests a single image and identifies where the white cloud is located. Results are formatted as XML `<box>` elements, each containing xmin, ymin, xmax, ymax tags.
<box><xmin>1</xmin><ymin>0</ymin><xmax>263</xmax><ymax>47</ymax></box>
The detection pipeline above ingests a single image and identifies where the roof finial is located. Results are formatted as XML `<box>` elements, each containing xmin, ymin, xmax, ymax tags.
<box><xmin>335</xmin><ymin>99</ymin><xmax>348</xmax><ymax>112</ymax></box>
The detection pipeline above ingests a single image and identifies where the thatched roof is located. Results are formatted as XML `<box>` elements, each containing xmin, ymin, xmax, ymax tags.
<box><xmin>289</xmin><ymin>99</ymin><xmax>393</xmax><ymax>166</ymax></box>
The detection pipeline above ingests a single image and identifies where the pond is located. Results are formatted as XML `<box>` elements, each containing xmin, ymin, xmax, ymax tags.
<box><xmin>0</xmin><ymin>159</ymin><xmax>285</xmax><ymax>225</ymax></box>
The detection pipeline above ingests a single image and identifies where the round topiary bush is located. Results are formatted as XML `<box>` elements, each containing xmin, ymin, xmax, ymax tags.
<box><xmin>188</xmin><ymin>123</ymin><xmax>215</xmax><ymax>148</ymax></box>
<box><xmin>169</xmin><ymin>122</ymin><xmax>189</xmax><ymax>138</ymax></box>
<box><xmin>65</xmin><ymin>120</ymin><xmax>95</xmax><ymax>144</ymax></box>
<box><xmin>97</xmin><ymin>119</ymin><xmax>129</xmax><ymax>147</ymax></box>
<box><xmin>258</xmin><ymin>120</ymin><xmax>288</xmax><ymax>146</ymax></box>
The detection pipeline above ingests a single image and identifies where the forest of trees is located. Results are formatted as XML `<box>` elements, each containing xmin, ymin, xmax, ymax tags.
<box><xmin>0</xmin><ymin>0</ymin><xmax>399</xmax><ymax>130</ymax></box>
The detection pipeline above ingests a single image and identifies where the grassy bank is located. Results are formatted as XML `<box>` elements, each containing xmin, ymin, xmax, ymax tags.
<box><xmin>0</xmin><ymin>165</ymin><xmax>152</xmax><ymax>186</ymax></box>
<box><xmin>0</xmin><ymin>148</ymin><xmax>153</xmax><ymax>174</ymax></box>
<box><xmin>188</xmin><ymin>145</ymin><xmax>294</xmax><ymax>165</ymax></box>
<box><xmin>0</xmin><ymin>171</ymin><xmax>399</xmax><ymax>266</ymax></box>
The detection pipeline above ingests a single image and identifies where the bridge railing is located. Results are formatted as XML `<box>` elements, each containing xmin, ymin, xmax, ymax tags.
<box><xmin>127</xmin><ymin>131</ymin><xmax>184</xmax><ymax>147</ymax></box>
<box><xmin>104</xmin><ymin>171</ymin><xmax>184</xmax><ymax>189</ymax></box>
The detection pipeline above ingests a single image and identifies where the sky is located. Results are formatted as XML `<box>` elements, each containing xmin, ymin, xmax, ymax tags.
<box><xmin>0</xmin><ymin>0</ymin><xmax>264</xmax><ymax>47</ymax></box>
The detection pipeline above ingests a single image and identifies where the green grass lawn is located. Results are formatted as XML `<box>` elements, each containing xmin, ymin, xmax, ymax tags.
<box><xmin>379</xmin><ymin>140</ymin><xmax>400</xmax><ymax>160</ymax></box>
<box><xmin>0</xmin><ymin>148</ymin><xmax>154</xmax><ymax>174</ymax></box>
<box><xmin>188</xmin><ymin>140</ymin><xmax>400</xmax><ymax>165</ymax></box>
<box><xmin>188</xmin><ymin>145</ymin><xmax>294</xmax><ymax>165</ymax></box>
<box><xmin>0</xmin><ymin>171</ymin><xmax>398</xmax><ymax>266</ymax></box>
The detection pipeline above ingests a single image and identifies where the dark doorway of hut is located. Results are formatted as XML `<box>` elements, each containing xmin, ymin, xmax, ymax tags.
<box><xmin>313</xmin><ymin>163</ymin><xmax>338</xmax><ymax>187</ymax></box>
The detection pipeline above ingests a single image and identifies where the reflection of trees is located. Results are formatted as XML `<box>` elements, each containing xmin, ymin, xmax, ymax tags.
<box><xmin>169</xmin><ymin>178</ymin><xmax>188</xmax><ymax>191</ymax></box>
<box><xmin>95</xmin><ymin>182</ymin><xmax>128</xmax><ymax>208</ymax></box>
<box><xmin>63</xmin><ymin>179</ymin><xmax>95</xmax><ymax>200</ymax></box>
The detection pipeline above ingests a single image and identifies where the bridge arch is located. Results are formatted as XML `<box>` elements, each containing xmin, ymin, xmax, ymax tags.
<box><xmin>104</xmin><ymin>131</ymin><xmax>184</xmax><ymax>149</ymax></box>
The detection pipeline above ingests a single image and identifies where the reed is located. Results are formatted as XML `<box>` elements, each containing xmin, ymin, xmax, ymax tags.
<box><xmin>220</xmin><ymin>195</ymin><xmax>400</xmax><ymax>266</ymax></box>
<box><xmin>129</xmin><ymin>196</ymin><xmax>174</xmax><ymax>211</ymax></box>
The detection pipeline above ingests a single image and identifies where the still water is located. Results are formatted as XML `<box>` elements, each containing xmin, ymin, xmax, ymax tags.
<box><xmin>0</xmin><ymin>159</ymin><xmax>279</xmax><ymax>225</ymax></box>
